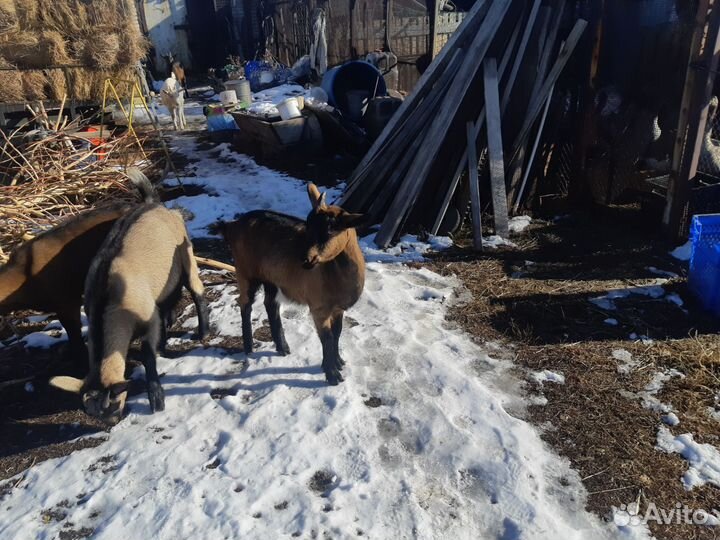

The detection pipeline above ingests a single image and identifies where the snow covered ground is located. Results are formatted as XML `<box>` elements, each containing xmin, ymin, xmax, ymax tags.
<box><xmin>0</xmin><ymin>132</ymin><xmax>645</xmax><ymax>539</ymax></box>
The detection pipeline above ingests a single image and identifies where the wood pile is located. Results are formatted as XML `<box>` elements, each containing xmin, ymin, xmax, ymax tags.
<box><xmin>0</xmin><ymin>0</ymin><xmax>147</xmax><ymax>103</ymax></box>
<box><xmin>339</xmin><ymin>0</ymin><xmax>587</xmax><ymax>248</ymax></box>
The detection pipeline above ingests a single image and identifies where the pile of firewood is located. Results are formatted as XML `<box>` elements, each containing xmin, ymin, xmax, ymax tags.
<box><xmin>340</xmin><ymin>0</ymin><xmax>586</xmax><ymax>249</ymax></box>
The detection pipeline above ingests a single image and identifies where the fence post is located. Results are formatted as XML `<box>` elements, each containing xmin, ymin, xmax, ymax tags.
<box><xmin>664</xmin><ymin>1</ymin><xmax>720</xmax><ymax>240</ymax></box>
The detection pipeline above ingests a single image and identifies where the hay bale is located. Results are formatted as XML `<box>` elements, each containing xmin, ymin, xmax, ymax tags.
<box><xmin>76</xmin><ymin>32</ymin><xmax>120</xmax><ymax>69</ymax></box>
<box><xmin>65</xmin><ymin>68</ymin><xmax>94</xmax><ymax>101</ymax></box>
<box><xmin>0</xmin><ymin>30</ymin><xmax>70</xmax><ymax>69</ymax></box>
<box><xmin>118</xmin><ymin>23</ymin><xmax>149</xmax><ymax>66</ymax></box>
<box><xmin>0</xmin><ymin>0</ymin><xmax>17</xmax><ymax>35</ymax></box>
<box><xmin>21</xmin><ymin>71</ymin><xmax>46</xmax><ymax>101</ymax></box>
<box><xmin>43</xmin><ymin>68</ymin><xmax>67</xmax><ymax>101</ymax></box>
<box><xmin>0</xmin><ymin>58</ymin><xmax>21</xmax><ymax>102</ymax></box>
<box><xmin>0</xmin><ymin>0</ymin><xmax>147</xmax><ymax>103</ymax></box>
<box><xmin>0</xmin><ymin>31</ymin><xmax>39</xmax><ymax>67</ymax></box>
<box><xmin>40</xmin><ymin>31</ymin><xmax>70</xmax><ymax>66</ymax></box>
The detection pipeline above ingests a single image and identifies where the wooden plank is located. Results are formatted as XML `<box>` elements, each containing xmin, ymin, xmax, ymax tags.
<box><xmin>483</xmin><ymin>58</ymin><xmax>509</xmax><ymax>238</ymax></box>
<box><xmin>507</xmin><ymin>4</ymin><xmax>564</xmax><ymax>205</ymax></box>
<box><xmin>569</xmin><ymin>0</ymin><xmax>605</xmax><ymax>203</ymax></box>
<box><xmin>343</xmin><ymin>48</ymin><xmax>465</xmax><ymax>212</ymax></box>
<box><xmin>374</xmin><ymin>0</ymin><xmax>512</xmax><ymax>247</ymax></box>
<box><xmin>339</xmin><ymin>0</ymin><xmax>491</xmax><ymax>204</ymax></box>
<box><xmin>508</xmin><ymin>20</ymin><xmax>587</xmax><ymax>167</ymax></box>
<box><xmin>513</xmin><ymin>83</ymin><xmax>555</xmax><ymax>212</ymax></box>
<box><xmin>501</xmin><ymin>0</ymin><xmax>543</xmax><ymax>115</ymax></box>
<box><xmin>430</xmin><ymin>9</ymin><xmax>527</xmax><ymax>235</ymax></box>
<box><xmin>363</xmin><ymin>55</ymin><xmax>463</xmax><ymax>218</ymax></box>
<box><xmin>466</xmin><ymin>121</ymin><xmax>483</xmax><ymax>250</ymax></box>
<box><xmin>665</xmin><ymin>2</ymin><xmax>720</xmax><ymax>238</ymax></box>
<box><xmin>431</xmin><ymin>0</ymin><xmax>441</xmax><ymax>59</ymax></box>
<box><xmin>663</xmin><ymin>0</ymin><xmax>711</xmax><ymax>228</ymax></box>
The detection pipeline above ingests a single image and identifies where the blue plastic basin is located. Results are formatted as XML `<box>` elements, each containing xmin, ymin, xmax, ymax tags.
<box><xmin>688</xmin><ymin>214</ymin><xmax>720</xmax><ymax>316</ymax></box>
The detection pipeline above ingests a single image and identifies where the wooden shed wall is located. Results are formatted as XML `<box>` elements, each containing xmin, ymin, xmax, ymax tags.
<box><xmin>257</xmin><ymin>0</ymin><xmax>465</xmax><ymax>92</ymax></box>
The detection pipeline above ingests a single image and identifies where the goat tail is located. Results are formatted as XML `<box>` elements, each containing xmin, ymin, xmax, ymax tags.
<box><xmin>207</xmin><ymin>220</ymin><xmax>227</xmax><ymax>237</ymax></box>
<box><xmin>126</xmin><ymin>167</ymin><xmax>159</xmax><ymax>203</ymax></box>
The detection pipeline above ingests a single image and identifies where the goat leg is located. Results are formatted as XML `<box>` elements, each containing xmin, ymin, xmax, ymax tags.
<box><xmin>191</xmin><ymin>290</ymin><xmax>210</xmax><ymax>340</ymax></box>
<box><xmin>263</xmin><ymin>283</ymin><xmax>290</xmax><ymax>355</ymax></box>
<box><xmin>331</xmin><ymin>312</ymin><xmax>345</xmax><ymax>369</ymax></box>
<box><xmin>314</xmin><ymin>313</ymin><xmax>343</xmax><ymax>385</ymax></box>
<box><xmin>141</xmin><ymin>315</ymin><xmax>164</xmax><ymax>413</ymax></box>
<box><xmin>240</xmin><ymin>302</ymin><xmax>254</xmax><ymax>354</ymax></box>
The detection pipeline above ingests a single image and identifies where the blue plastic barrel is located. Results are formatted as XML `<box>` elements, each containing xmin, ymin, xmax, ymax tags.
<box><xmin>688</xmin><ymin>214</ymin><xmax>720</xmax><ymax>316</ymax></box>
<box><xmin>321</xmin><ymin>61</ymin><xmax>387</xmax><ymax>117</ymax></box>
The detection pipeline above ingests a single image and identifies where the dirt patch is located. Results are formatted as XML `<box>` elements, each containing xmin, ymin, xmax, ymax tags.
<box><xmin>429</xmin><ymin>204</ymin><xmax>720</xmax><ymax>540</ymax></box>
<box><xmin>58</xmin><ymin>526</ymin><xmax>95</xmax><ymax>540</ymax></box>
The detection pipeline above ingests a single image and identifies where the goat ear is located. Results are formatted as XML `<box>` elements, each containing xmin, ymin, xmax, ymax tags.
<box><xmin>49</xmin><ymin>376</ymin><xmax>85</xmax><ymax>394</ymax></box>
<box><xmin>337</xmin><ymin>212</ymin><xmax>366</xmax><ymax>230</ymax></box>
<box><xmin>307</xmin><ymin>183</ymin><xmax>322</xmax><ymax>209</ymax></box>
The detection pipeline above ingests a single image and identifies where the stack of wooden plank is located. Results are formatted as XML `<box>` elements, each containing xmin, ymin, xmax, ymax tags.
<box><xmin>339</xmin><ymin>0</ymin><xmax>587</xmax><ymax>248</ymax></box>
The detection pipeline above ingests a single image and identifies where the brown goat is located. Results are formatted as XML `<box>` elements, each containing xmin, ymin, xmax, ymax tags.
<box><xmin>162</xmin><ymin>52</ymin><xmax>188</xmax><ymax>98</ymax></box>
<box><xmin>51</xmin><ymin>203</ymin><xmax>209</xmax><ymax>422</ymax></box>
<box><xmin>0</xmin><ymin>207</ymin><xmax>125</xmax><ymax>368</ymax></box>
<box><xmin>213</xmin><ymin>183</ymin><xmax>365</xmax><ymax>385</ymax></box>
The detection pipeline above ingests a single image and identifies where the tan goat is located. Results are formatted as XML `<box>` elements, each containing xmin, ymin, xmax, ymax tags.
<box><xmin>51</xmin><ymin>202</ymin><xmax>209</xmax><ymax>422</ymax></box>
<box><xmin>0</xmin><ymin>169</ymin><xmax>156</xmax><ymax>370</ymax></box>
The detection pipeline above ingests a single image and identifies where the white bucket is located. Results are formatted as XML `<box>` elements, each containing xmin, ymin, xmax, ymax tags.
<box><xmin>277</xmin><ymin>97</ymin><xmax>302</xmax><ymax>120</ymax></box>
<box><xmin>219</xmin><ymin>90</ymin><xmax>237</xmax><ymax>107</ymax></box>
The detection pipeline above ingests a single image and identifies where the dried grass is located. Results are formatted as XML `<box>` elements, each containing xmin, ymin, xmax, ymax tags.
<box><xmin>20</xmin><ymin>70</ymin><xmax>45</xmax><ymax>101</ymax></box>
<box><xmin>0</xmin><ymin>31</ymin><xmax>38</xmax><ymax>67</ymax></box>
<box><xmin>14</xmin><ymin>0</ymin><xmax>38</xmax><ymax>29</ymax></box>
<box><xmin>0</xmin><ymin>57</ymin><xmax>20</xmax><ymax>101</ymax></box>
<box><xmin>0</xmin><ymin>0</ymin><xmax>17</xmax><ymax>35</ymax></box>
<box><xmin>0</xmin><ymin>121</ymin><xmax>162</xmax><ymax>255</ymax></box>
<box><xmin>39</xmin><ymin>31</ymin><xmax>69</xmax><ymax>66</ymax></box>
<box><xmin>428</xmin><ymin>213</ymin><xmax>720</xmax><ymax>540</ymax></box>
<box><xmin>43</xmin><ymin>69</ymin><xmax>67</xmax><ymax>101</ymax></box>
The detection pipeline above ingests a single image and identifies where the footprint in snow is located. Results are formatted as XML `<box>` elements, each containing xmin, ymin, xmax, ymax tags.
<box><xmin>377</xmin><ymin>417</ymin><xmax>402</xmax><ymax>438</ymax></box>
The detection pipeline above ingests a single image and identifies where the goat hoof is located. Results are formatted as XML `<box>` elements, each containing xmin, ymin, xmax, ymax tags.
<box><xmin>325</xmin><ymin>370</ymin><xmax>344</xmax><ymax>385</ymax></box>
<box><xmin>147</xmin><ymin>382</ymin><xmax>165</xmax><ymax>413</ymax></box>
<box><xmin>337</xmin><ymin>356</ymin><xmax>345</xmax><ymax>368</ymax></box>
<box><xmin>276</xmin><ymin>342</ymin><xmax>291</xmax><ymax>355</ymax></box>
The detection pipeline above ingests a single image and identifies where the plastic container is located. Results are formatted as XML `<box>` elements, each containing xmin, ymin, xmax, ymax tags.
<box><xmin>321</xmin><ymin>61</ymin><xmax>387</xmax><ymax>116</ymax></box>
<box><xmin>688</xmin><ymin>213</ymin><xmax>720</xmax><ymax>316</ymax></box>
<box><xmin>219</xmin><ymin>90</ymin><xmax>237</xmax><ymax>107</ymax></box>
<box><xmin>277</xmin><ymin>97</ymin><xmax>302</xmax><ymax>120</ymax></box>
<box><xmin>224</xmin><ymin>79</ymin><xmax>252</xmax><ymax>106</ymax></box>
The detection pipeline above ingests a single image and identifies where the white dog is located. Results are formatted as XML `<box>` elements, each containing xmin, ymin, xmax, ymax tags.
<box><xmin>160</xmin><ymin>73</ymin><xmax>186</xmax><ymax>130</ymax></box>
